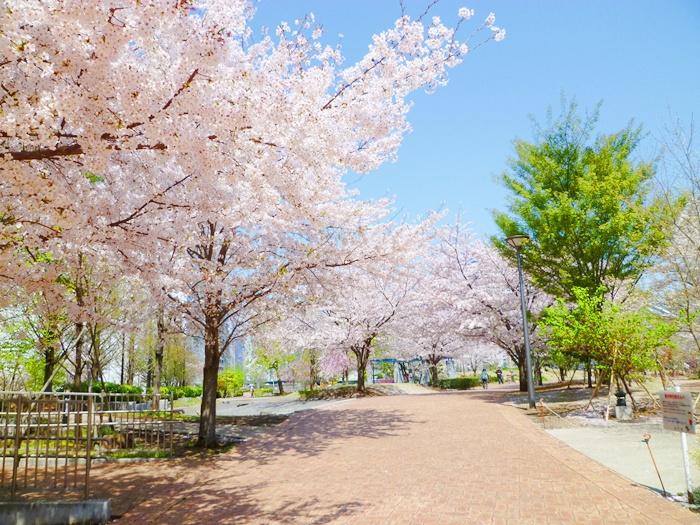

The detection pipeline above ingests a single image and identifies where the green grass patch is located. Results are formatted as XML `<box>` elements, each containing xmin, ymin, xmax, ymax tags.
<box><xmin>253</xmin><ymin>387</ymin><xmax>274</xmax><ymax>397</ymax></box>
<box><xmin>104</xmin><ymin>449</ymin><xmax>171</xmax><ymax>459</ymax></box>
<box><xmin>174</xmin><ymin>397</ymin><xmax>202</xmax><ymax>409</ymax></box>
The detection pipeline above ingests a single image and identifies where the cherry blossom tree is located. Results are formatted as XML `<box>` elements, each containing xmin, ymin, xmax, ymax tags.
<box><xmin>259</xmin><ymin>214</ymin><xmax>438</xmax><ymax>392</ymax></box>
<box><xmin>458</xmin><ymin>344</ymin><xmax>505</xmax><ymax>376</ymax></box>
<box><xmin>390</xmin><ymin>255</ymin><xmax>464</xmax><ymax>386</ymax></box>
<box><xmin>654</xmin><ymin>118</ymin><xmax>700</xmax><ymax>365</ymax></box>
<box><xmin>252</xmin><ymin>302</ymin><xmax>350</xmax><ymax>388</ymax></box>
<box><xmin>2</xmin><ymin>1</ymin><xmax>505</xmax><ymax>446</ymax></box>
<box><xmin>441</xmin><ymin>224</ymin><xmax>549</xmax><ymax>392</ymax></box>
<box><xmin>1</xmin><ymin>1</ymin><xmax>502</xmax><ymax>259</ymax></box>
<box><xmin>322</xmin><ymin>267</ymin><xmax>414</xmax><ymax>392</ymax></box>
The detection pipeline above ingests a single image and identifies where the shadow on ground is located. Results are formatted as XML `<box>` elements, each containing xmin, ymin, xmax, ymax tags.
<box><xmin>89</xmin><ymin>406</ymin><xmax>416</xmax><ymax>523</ymax></box>
<box><xmin>95</xmin><ymin>463</ymin><xmax>364</xmax><ymax>524</ymax></box>
<box><xmin>234</xmin><ymin>405</ymin><xmax>419</xmax><ymax>466</ymax></box>
<box><xmin>463</xmin><ymin>381</ymin><xmax>607</xmax><ymax>408</ymax></box>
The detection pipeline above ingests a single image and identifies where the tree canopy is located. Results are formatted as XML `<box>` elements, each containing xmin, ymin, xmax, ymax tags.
<box><xmin>493</xmin><ymin>102</ymin><xmax>681</xmax><ymax>300</ymax></box>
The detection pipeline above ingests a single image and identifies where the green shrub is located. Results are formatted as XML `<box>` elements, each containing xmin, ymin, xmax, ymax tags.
<box><xmin>61</xmin><ymin>382</ymin><xmax>142</xmax><ymax>394</ymax></box>
<box><xmin>181</xmin><ymin>385</ymin><xmax>202</xmax><ymax>398</ymax></box>
<box><xmin>101</xmin><ymin>382</ymin><xmax>142</xmax><ymax>394</ymax></box>
<box><xmin>253</xmin><ymin>387</ymin><xmax>273</xmax><ymax>397</ymax></box>
<box><xmin>299</xmin><ymin>385</ymin><xmax>360</xmax><ymax>400</ymax></box>
<box><xmin>160</xmin><ymin>385</ymin><xmax>203</xmax><ymax>400</ymax></box>
<box><xmin>438</xmin><ymin>377</ymin><xmax>482</xmax><ymax>390</ymax></box>
<box><xmin>60</xmin><ymin>382</ymin><xmax>205</xmax><ymax>398</ymax></box>
<box><xmin>217</xmin><ymin>367</ymin><xmax>245</xmax><ymax>398</ymax></box>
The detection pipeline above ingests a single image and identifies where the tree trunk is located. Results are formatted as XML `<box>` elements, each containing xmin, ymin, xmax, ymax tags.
<box><xmin>398</xmin><ymin>362</ymin><xmax>409</xmax><ymax>382</ymax></box>
<box><xmin>620</xmin><ymin>374</ymin><xmax>637</xmax><ymax>411</ymax></box>
<box><xmin>518</xmin><ymin>359</ymin><xmax>527</xmax><ymax>393</ymax></box>
<box><xmin>427</xmin><ymin>354</ymin><xmax>440</xmax><ymax>386</ymax></box>
<box><xmin>356</xmin><ymin>359</ymin><xmax>365</xmax><ymax>392</ymax></box>
<box><xmin>88</xmin><ymin>324</ymin><xmax>103</xmax><ymax>385</ymax></box>
<box><xmin>73</xmin><ymin>259</ymin><xmax>85</xmax><ymax>387</ymax></box>
<box><xmin>146</xmin><ymin>353</ymin><xmax>153</xmax><ymax>389</ymax></box>
<box><xmin>120</xmin><ymin>333</ymin><xmax>125</xmax><ymax>385</ymax></box>
<box><xmin>73</xmin><ymin>321</ymin><xmax>84</xmax><ymax>386</ymax></box>
<box><xmin>557</xmin><ymin>366</ymin><xmax>568</xmax><ymax>382</ymax></box>
<box><xmin>354</xmin><ymin>346</ymin><xmax>369</xmax><ymax>393</ymax></box>
<box><xmin>90</xmin><ymin>336</ymin><xmax>108</xmax><ymax>391</ymax></box>
<box><xmin>429</xmin><ymin>365</ymin><xmax>439</xmax><ymax>386</ymax></box>
<box><xmin>153</xmin><ymin>310</ymin><xmax>166</xmax><ymax>408</ymax></box>
<box><xmin>126</xmin><ymin>334</ymin><xmax>136</xmax><ymax>385</ymax></box>
<box><xmin>308</xmin><ymin>351</ymin><xmax>317</xmax><ymax>390</ymax></box>
<box><xmin>198</xmin><ymin>318</ymin><xmax>221</xmax><ymax>448</ymax></box>
<box><xmin>42</xmin><ymin>344</ymin><xmax>56</xmax><ymax>392</ymax></box>
<box><xmin>586</xmin><ymin>361</ymin><xmax>593</xmax><ymax>388</ymax></box>
<box><xmin>655</xmin><ymin>355</ymin><xmax>669</xmax><ymax>390</ymax></box>
<box><xmin>276</xmin><ymin>368</ymin><xmax>284</xmax><ymax>395</ymax></box>
<box><xmin>585</xmin><ymin>368</ymin><xmax>604</xmax><ymax>410</ymax></box>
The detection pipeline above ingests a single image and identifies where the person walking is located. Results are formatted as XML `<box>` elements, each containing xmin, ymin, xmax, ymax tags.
<box><xmin>496</xmin><ymin>368</ymin><xmax>504</xmax><ymax>384</ymax></box>
<box><xmin>480</xmin><ymin>368</ymin><xmax>489</xmax><ymax>389</ymax></box>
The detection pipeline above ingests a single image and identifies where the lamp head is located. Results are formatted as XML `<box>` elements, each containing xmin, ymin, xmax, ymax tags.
<box><xmin>506</xmin><ymin>234</ymin><xmax>530</xmax><ymax>250</ymax></box>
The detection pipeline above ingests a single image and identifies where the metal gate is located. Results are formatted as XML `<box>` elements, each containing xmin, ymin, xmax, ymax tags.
<box><xmin>0</xmin><ymin>391</ymin><xmax>173</xmax><ymax>499</ymax></box>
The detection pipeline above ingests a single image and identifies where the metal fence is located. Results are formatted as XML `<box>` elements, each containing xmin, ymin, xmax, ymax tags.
<box><xmin>0</xmin><ymin>391</ymin><xmax>173</xmax><ymax>499</ymax></box>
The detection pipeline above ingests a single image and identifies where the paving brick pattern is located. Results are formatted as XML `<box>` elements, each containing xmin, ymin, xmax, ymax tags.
<box><xmin>93</xmin><ymin>391</ymin><xmax>700</xmax><ymax>524</ymax></box>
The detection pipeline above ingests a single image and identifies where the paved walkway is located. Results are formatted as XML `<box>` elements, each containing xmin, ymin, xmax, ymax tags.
<box><xmin>548</xmin><ymin>421</ymin><xmax>700</xmax><ymax>496</ymax></box>
<box><xmin>181</xmin><ymin>395</ymin><xmax>340</xmax><ymax>417</ymax></box>
<box><xmin>92</xmin><ymin>391</ymin><xmax>699</xmax><ymax>524</ymax></box>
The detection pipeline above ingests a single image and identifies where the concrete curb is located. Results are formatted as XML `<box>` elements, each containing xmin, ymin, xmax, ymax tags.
<box><xmin>0</xmin><ymin>499</ymin><xmax>111</xmax><ymax>525</ymax></box>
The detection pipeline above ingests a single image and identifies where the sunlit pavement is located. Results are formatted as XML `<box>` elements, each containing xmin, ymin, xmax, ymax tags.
<box><xmin>181</xmin><ymin>394</ymin><xmax>341</xmax><ymax>417</ymax></box>
<box><xmin>94</xmin><ymin>391</ymin><xmax>699</xmax><ymax>524</ymax></box>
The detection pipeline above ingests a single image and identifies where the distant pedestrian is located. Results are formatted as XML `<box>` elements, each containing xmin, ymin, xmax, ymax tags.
<box><xmin>249</xmin><ymin>384</ymin><xmax>255</xmax><ymax>398</ymax></box>
<box><xmin>480</xmin><ymin>368</ymin><xmax>489</xmax><ymax>389</ymax></box>
<box><xmin>496</xmin><ymin>368</ymin><xmax>504</xmax><ymax>384</ymax></box>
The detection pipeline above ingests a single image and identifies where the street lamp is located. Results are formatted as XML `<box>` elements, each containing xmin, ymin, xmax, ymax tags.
<box><xmin>506</xmin><ymin>234</ymin><xmax>536</xmax><ymax>409</ymax></box>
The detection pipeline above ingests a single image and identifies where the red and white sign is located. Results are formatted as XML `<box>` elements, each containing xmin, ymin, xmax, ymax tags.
<box><xmin>661</xmin><ymin>391</ymin><xmax>695</xmax><ymax>434</ymax></box>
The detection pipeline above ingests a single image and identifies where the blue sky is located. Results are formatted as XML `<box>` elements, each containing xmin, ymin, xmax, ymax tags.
<box><xmin>252</xmin><ymin>1</ymin><xmax>700</xmax><ymax>239</ymax></box>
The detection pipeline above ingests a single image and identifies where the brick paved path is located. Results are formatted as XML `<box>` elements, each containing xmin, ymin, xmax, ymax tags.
<box><xmin>94</xmin><ymin>391</ymin><xmax>699</xmax><ymax>524</ymax></box>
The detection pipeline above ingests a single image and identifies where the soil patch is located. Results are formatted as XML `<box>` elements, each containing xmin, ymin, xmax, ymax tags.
<box><xmin>299</xmin><ymin>384</ymin><xmax>407</xmax><ymax>400</ymax></box>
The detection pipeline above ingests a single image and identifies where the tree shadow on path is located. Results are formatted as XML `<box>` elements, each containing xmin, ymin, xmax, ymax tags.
<box><xmin>463</xmin><ymin>381</ymin><xmax>606</xmax><ymax>407</ymax></box>
<box><xmin>90</xmin><ymin>406</ymin><xmax>417</xmax><ymax>523</ymax></box>
<box><xmin>234</xmin><ymin>405</ymin><xmax>419</xmax><ymax>465</ymax></box>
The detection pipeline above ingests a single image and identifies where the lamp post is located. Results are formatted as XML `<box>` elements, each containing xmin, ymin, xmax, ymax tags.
<box><xmin>506</xmin><ymin>234</ymin><xmax>536</xmax><ymax>409</ymax></box>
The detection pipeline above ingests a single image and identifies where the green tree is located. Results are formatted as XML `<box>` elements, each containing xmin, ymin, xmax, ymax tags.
<box><xmin>542</xmin><ymin>288</ymin><xmax>606</xmax><ymax>373</ymax></box>
<box><xmin>493</xmin><ymin>102</ymin><xmax>680</xmax><ymax>300</ymax></box>
<box><xmin>0</xmin><ymin>318</ymin><xmax>40</xmax><ymax>390</ymax></box>
<box><xmin>217</xmin><ymin>367</ymin><xmax>245</xmax><ymax>398</ymax></box>
<box><xmin>254</xmin><ymin>342</ymin><xmax>294</xmax><ymax>395</ymax></box>
<box><xmin>542</xmin><ymin>287</ymin><xmax>676</xmax><ymax>408</ymax></box>
<box><xmin>162</xmin><ymin>334</ymin><xmax>199</xmax><ymax>387</ymax></box>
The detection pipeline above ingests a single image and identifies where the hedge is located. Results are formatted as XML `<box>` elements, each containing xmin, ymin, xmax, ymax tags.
<box><xmin>254</xmin><ymin>387</ymin><xmax>274</xmax><ymax>397</ymax></box>
<box><xmin>160</xmin><ymin>385</ymin><xmax>203</xmax><ymax>399</ymax></box>
<box><xmin>60</xmin><ymin>382</ymin><xmax>142</xmax><ymax>394</ymax></box>
<box><xmin>438</xmin><ymin>377</ymin><xmax>482</xmax><ymax>390</ymax></box>
<box><xmin>58</xmin><ymin>382</ymin><xmax>206</xmax><ymax>399</ymax></box>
